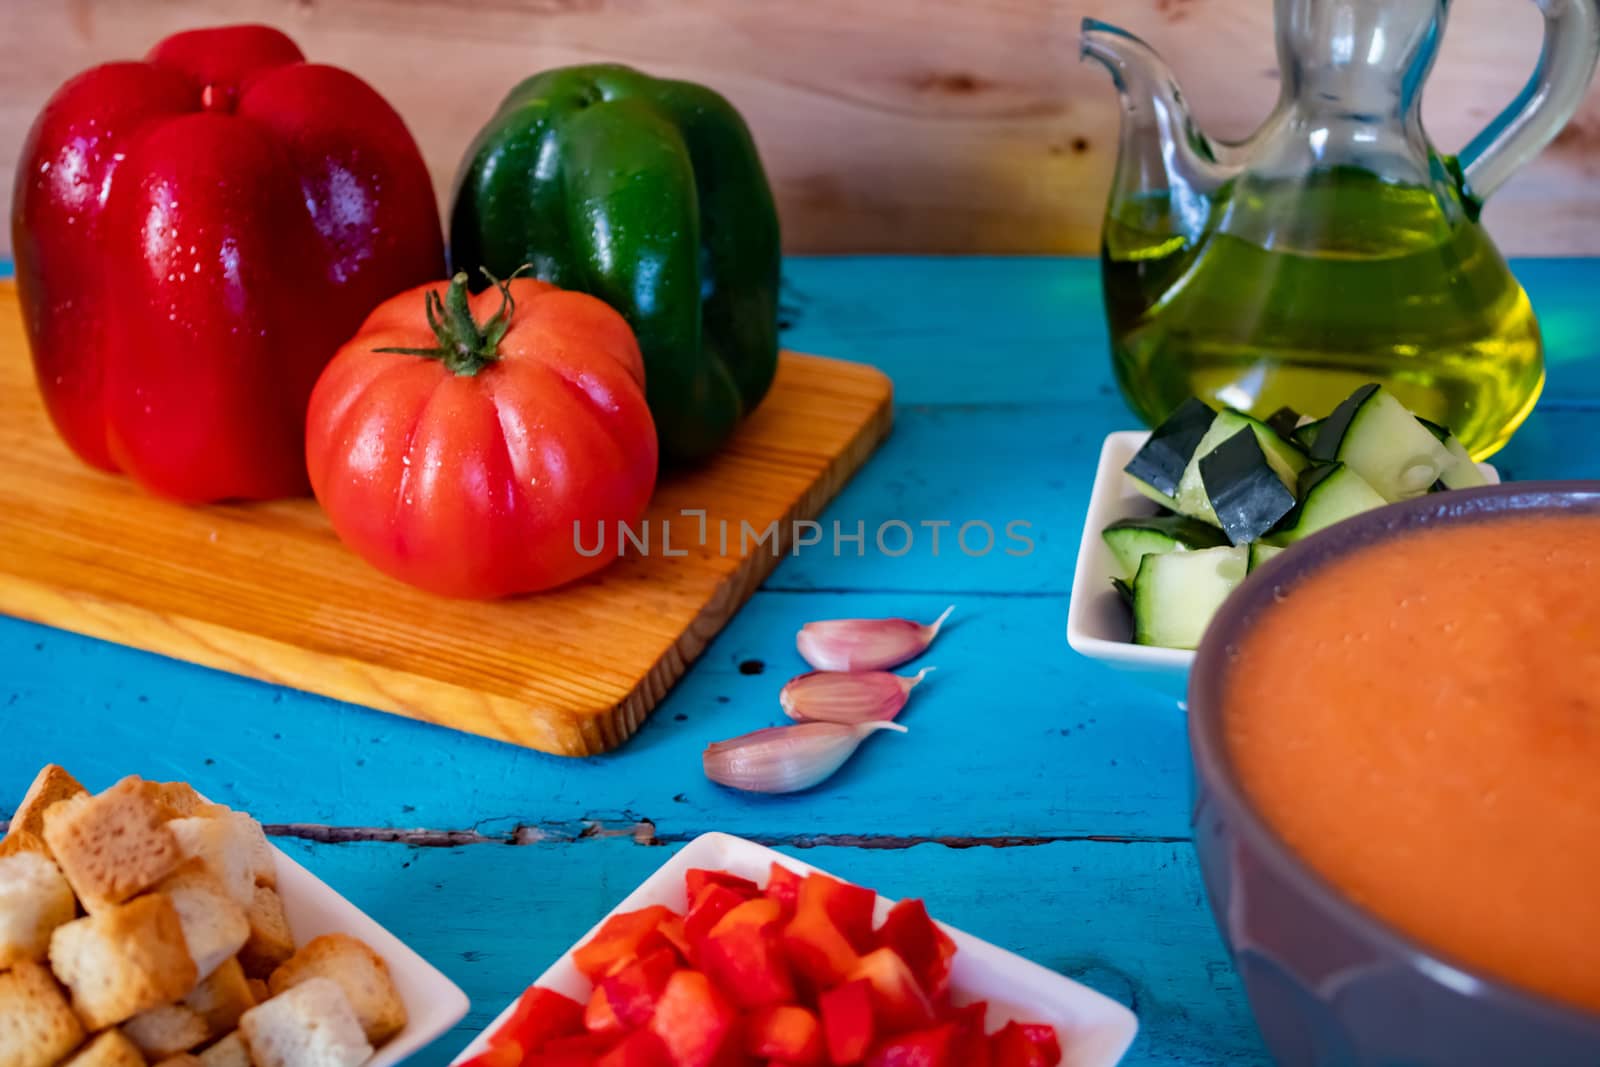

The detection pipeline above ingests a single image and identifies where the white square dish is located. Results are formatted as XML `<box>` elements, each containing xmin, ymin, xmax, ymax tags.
<box><xmin>449</xmin><ymin>831</ymin><xmax>1138</xmax><ymax>1067</ymax></box>
<box><xmin>1067</xmin><ymin>430</ymin><xmax>1499</xmax><ymax>702</ymax></box>
<box><xmin>270</xmin><ymin>844</ymin><xmax>470</xmax><ymax>1066</ymax></box>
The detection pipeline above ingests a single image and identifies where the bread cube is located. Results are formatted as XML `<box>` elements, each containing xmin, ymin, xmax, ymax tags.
<box><xmin>144</xmin><ymin>783</ymin><xmax>209</xmax><ymax>821</ymax></box>
<box><xmin>0</xmin><ymin>959</ymin><xmax>85</xmax><ymax>1067</ymax></box>
<box><xmin>155</xmin><ymin>862</ymin><xmax>249</xmax><ymax>980</ymax></box>
<box><xmin>59</xmin><ymin>1029</ymin><xmax>148</xmax><ymax>1067</ymax></box>
<box><xmin>267</xmin><ymin>934</ymin><xmax>406</xmax><ymax>1045</ymax></box>
<box><xmin>123</xmin><ymin>1005</ymin><xmax>209</xmax><ymax>1059</ymax></box>
<box><xmin>237</xmin><ymin>887</ymin><xmax>294</xmax><ymax>979</ymax></box>
<box><xmin>239</xmin><ymin>978</ymin><xmax>372</xmax><ymax>1067</ymax></box>
<box><xmin>245</xmin><ymin>978</ymin><xmax>269</xmax><ymax>1003</ymax></box>
<box><xmin>198</xmin><ymin>1033</ymin><xmax>253</xmax><ymax>1067</ymax></box>
<box><xmin>6</xmin><ymin>764</ymin><xmax>87</xmax><ymax>841</ymax></box>
<box><xmin>185</xmin><ymin>957</ymin><xmax>257</xmax><ymax>1034</ymax></box>
<box><xmin>49</xmin><ymin>893</ymin><xmax>199</xmax><ymax>1028</ymax></box>
<box><xmin>167</xmin><ymin>817</ymin><xmax>263</xmax><ymax>908</ymax></box>
<box><xmin>0</xmin><ymin>829</ymin><xmax>48</xmax><ymax>860</ymax></box>
<box><xmin>0</xmin><ymin>849</ymin><xmax>77</xmax><ymax>967</ymax></box>
<box><xmin>152</xmin><ymin>1056</ymin><xmax>203</xmax><ymax>1067</ymax></box>
<box><xmin>43</xmin><ymin>777</ymin><xmax>182</xmax><ymax>911</ymax></box>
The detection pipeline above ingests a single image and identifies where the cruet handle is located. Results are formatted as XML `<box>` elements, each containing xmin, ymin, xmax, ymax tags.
<box><xmin>1457</xmin><ymin>0</ymin><xmax>1600</xmax><ymax>207</ymax></box>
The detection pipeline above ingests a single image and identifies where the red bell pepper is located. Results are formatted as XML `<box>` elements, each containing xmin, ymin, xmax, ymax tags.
<box><xmin>574</xmin><ymin>906</ymin><xmax>678</xmax><ymax>982</ymax></box>
<box><xmin>697</xmin><ymin>899</ymin><xmax>797</xmax><ymax>1009</ymax></box>
<box><xmin>601</xmin><ymin>947</ymin><xmax>681</xmax><ymax>1029</ymax></box>
<box><xmin>847</xmin><ymin>949</ymin><xmax>937</xmax><ymax>1035</ymax></box>
<box><xmin>744</xmin><ymin>1005</ymin><xmax>824</xmax><ymax>1065</ymax></box>
<box><xmin>11</xmin><ymin>24</ymin><xmax>442</xmax><ymax>502</ymax></box>
<box><xmin>875</xmin><ymin>901</ymin><xmax>957</xmax><ymax>1002</ymax></box>
<box><xmin>819</xmin><ymin>980</ymin><xmax>876</xmax><ymax>1065</ymax></box>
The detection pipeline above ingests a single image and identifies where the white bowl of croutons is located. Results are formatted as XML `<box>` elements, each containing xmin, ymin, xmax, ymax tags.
<box><xmin>0</xmin><ymin>766</ymin><xmax>468</xmax><ymax>1067</ymax></box>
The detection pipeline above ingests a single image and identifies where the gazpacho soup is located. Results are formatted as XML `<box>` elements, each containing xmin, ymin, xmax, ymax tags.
<box><xmin>1225</xmin><ymin>512</ymin><xmax>1600</xmax><ymax>1015</ymax></box>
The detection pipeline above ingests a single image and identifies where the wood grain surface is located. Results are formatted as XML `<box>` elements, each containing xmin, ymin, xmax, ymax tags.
<box><xmin>3</xmin><ymin>0</ymin><xmax>1599</xmax><ymax>256</ymax></box>
<box><xmin>0</xmin><ymin>282</ymin><xmax>892</xmax><ymax>756</ymax></box>
<box><xmin>6</xmin><ymin>256</ymin><xmax>1600</xmax><ymax>1066</ymax></box>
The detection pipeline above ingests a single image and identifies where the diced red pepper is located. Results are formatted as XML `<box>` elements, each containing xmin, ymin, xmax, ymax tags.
<box><xmin>687</xmin><ymin>868</ymin><xmax>761</xmax><ymax>901</ymax></box>
<box><xmin>819</xmin><ymin>980</ymin><xmax>875</xmax><ymax>1066</ymax></box>
<box><xmin>656</xmin><ymin>917</ymin><xmax>693</xmax><ymax>961</ymax></box>
<box><xmin>687</xmin><ymin>885</ymin><xmax>751</xmax><ymax>953</ymax></box>
<box><xmin>1017</xmin><ymin>1024</ymin><xmax>1061</xmax><ymax>1067</ymax></box>
<box><xmin>489</xmin><ymin>985</ymin><xmax>587</xmax><ymax>1051</ymax></box>
<box><xmin>601</xmin><ymin>948</ymin><xmax>681</xmax><ymax>1029</ymax></box>
<box><xmin>598</xmin><ymin>1029</ymin><xmax>674</xmax><ymax>1067</ymax></box>
<box><xmin>765</xmin><ymin>863</ymin><xmax>804</xmax><ymax>917</ymax></box>
<box><xmin>947</xmin><ymin>1002</ymin><xmax>991</xmax><ymax>1067</ymax></box>
<box><xmin>987</xmin><ymin>1023</ymin><xmax>1048</xmax><ymax>1067</ymax></box>
<box><xmin>784</xmin><ymin>899</ymin><xmax>862</xmax><ymax>989</ymax></box>
<box><xmin>527</xmin><ymin>1031</ymin><xmax>616</xmax><ymax>1066</ymax></box>
<box><xmin>699</xmin><ymin>899</ymin><xmax>797</xmax><ymax>1009</ymax></box>
<box><xmin>647</xmin><ymin>969</ymin><xmax>740</xmax><ymax>1067</ymax></box>
<box><xmin>586</xmin><ymin>985</ymin><xmax>625</xmax><ymax>1036</ymax></box>
<box><xmin>799</xmin><ymin>874</ymin><xmax>878</xmax><ymax>953</ymax></box>
<box><xmin>864</xmin><ymin>1025</ymin><xmax>955</xmax><ymax>1067</ymax></box>
<box><xmin>847</xmin><ymin>949</ymin><xmax>936</xmax><ymax>1035</ymax></box>
<box><xmin>574</xmin><ymin>906</ymin><xmax>679</xmax><ymax>982</ymax></box>
<box><xmin>875</xmin><ymin>902</ymin><xmax>957</xmax><ymax>1001</ymax></box>
<box><xmin>744</xmin><ymin>1004</ymin><xmax>824</xmax><ymax>1065</ymax></box>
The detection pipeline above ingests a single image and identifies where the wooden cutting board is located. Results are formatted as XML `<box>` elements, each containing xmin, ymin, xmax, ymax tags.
<box><xmin>0</xmin><ymin>283</ymin><xmax>893</xmax><ymax>756</ymax></box>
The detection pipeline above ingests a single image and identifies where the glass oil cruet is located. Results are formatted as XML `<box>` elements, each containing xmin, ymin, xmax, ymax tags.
<box><xmin>1084</xmin><ymin>0</ymin><xmax>1600</xmax><ymax>458</ymax></box>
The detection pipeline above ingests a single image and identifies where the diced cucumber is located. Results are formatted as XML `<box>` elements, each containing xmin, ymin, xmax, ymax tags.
<box><xmin>1123</xmin><ymin>397</ymin><xmax>1217</xmax><ymax>501</ymax></box>
<box><xmin>1309</xmin><ymin>385</ymin><xmax>1453</xmax><ymax>502</ymax></box>
<box><xmin>1174</xmin><ymin>409</ymin><xmax>1307</xmax><ymax>523</ymax></box>
<box><xmin>1415</xmin><ymin>416</ymin><xmax>1488</xmax><ymax>490</ymax></box>
<box><xmin>1264</xmin><ymin>462</ymin><xmax>1388</xmax><ymax>545</ymax></box>
<box><xmin>1111</xmin><ymin>577</ymin><xmax>1135</xmax><ymax>609</ymax></box>
<box><xmin>1101</xmin><ymin>514</ymin><xmax>1229</xmax><ymax>580</ymax></box>
<box><xmin>1132</xmin><ymin>546</ymin><xmax>1249</xmax><ymax>650</ymax></box>
<box><xmin>1199</xmin><ymin>429</ymin><xmax>1298</xmax><ymax>545</ymax></box>
<box><xmin>1293</xmin><ymin>419</ymin><xmax>1323</xmax><ymax>450</ymax></box>
<box><xmin>1265</xmin><ymin>406</ymin><xmax>1303</xmax><ymax>441</ymax></box>
<box><xmin>1248</xmin><ymin>542</ymin><xmax>1284</xmax><ymax>570</ymax></box>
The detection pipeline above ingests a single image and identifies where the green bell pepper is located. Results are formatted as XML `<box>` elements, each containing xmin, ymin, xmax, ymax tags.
<box><xmin>449</xmin><ymin>64</ymin><xmax>782</xmax><ymax>465</ymax></box>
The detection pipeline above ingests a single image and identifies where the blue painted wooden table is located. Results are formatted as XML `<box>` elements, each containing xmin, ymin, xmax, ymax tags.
<box><xmin>4</xmin><ymin>257</ymin><xmax>1598</xmax><ymax>1066</ymax></box>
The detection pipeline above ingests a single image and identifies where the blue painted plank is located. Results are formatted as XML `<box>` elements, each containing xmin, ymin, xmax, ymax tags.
<box><xmin>1</xmin><ymin>588</ymin><xmax>1187</xmax><ymax>840</ymax></box>
<box><xmin>269</xmin><ymin>835</ymin><xmax>1268</xmax><ymax>1067</ymax></box>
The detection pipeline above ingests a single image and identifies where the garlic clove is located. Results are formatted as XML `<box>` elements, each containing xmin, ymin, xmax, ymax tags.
<box><xmin>795</xmin><ymin>606</ymin><xmax>954</xmax><ymax>672</ymax></box>
<box><xmin>703</xmin><ymin>721</ymin><xmax>906</xmax><ymax>795</ymax></box>
<box><xmin>780</xmin><ymin>668</ymin><xmax>932</xmax><ymax>724</ymax></box>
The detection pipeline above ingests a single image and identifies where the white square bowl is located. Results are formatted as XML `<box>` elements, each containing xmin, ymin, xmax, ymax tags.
<box><xmin>1066</xmin><ymin>430</ymin><xmax>1499</xmax><ymax>703</ymax></box>
<box><xmin>449</xmin><ymin>832</ymin><xmax>1138</xmax><ymax>1067</ymax></box>
<box><xmin>271</xmin><ymin>844</ymin><xmax>470</xmax><ymax>1066</ymax></box>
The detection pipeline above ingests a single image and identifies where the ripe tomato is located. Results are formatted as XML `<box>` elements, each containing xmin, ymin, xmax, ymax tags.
<box><xmin>305</xmin><ymin>273</ymin><xmax>657</xmax><ymax>598</ymax></box>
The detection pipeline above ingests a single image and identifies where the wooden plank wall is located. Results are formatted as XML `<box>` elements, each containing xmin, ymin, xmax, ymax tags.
<box><xmin>3</xmin><ymin>0</ymin><xmax>1598</xmax><ymax>256</ymax></box>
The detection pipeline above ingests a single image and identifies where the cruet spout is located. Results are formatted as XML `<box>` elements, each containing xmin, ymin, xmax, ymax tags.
<box><xmin>1082</xmin><ymin>18</ymin><xmax>1234</xmax><ymax>249</ymax></box>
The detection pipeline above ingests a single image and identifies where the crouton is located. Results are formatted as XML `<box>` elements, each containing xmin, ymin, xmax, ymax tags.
<box><xmin>237</xmin><ymin>887</ymin><xmax>294</xmax><ymax>979</ymax></box>
<box><xmin>238</xmin><ymin>978</ymin><xmax>371</xmax><ymax>1067</ymax></box>
<box><xmin>59</xmin><ymin>1029</ymin><xmax>148</xmax><ymax>1067</ymax></box>
<box><xmin>197</xmin><ymin>1033</ymin><xmax>252</xmax><ymax>1067</ymax></box>
<box><xmin>6</xmin><ymin>764</ymin><xmax>87</xmax><ymax>841</ymax></box>
<box><xmin>152</xmin><ymin>1056</ymin><xmax>203</xmax><ymax>1067</ymax></box>
<box><xmin>49</xmin><ymin>893</ymin><xmax>199</xmax><ymax>1028</ymax></box>
<box><xmin>0</xmin><ymin>959</ymin><xmax>85</xmax><ymax>1067</ymax></box>
<box><xmin>0</xmin><ymin>828</ymin><xmax>47</xmax><ymax>859</ymax></box>
<box><xmin>123</xmin><ymin>1005</ymin><xmax>209</xmax><ymax>1059</ymax></box>
<box><xmin>144</xmin><ymin>783</ymin><xmax>209</xmax><ymax>821</ymax></box>
<box><xmin>185</xmin><ymin>958</ymin><xmax>256</xmax><ymax>1034</ymax></box>
<box><xmin>43</xmin><ymin>777</ymin><xmax>182</xmax><ymax>911</ymax></box>
<box><xmin>155</xmin><ymin>862</ymin><xmax>249</xmax><ymax>980</ymax></box>
<box><xmin>267</xmin><ymin>934</ymin><xmax>405</xmax><ymax>1045</ymax></box>
<box><xmin>0</xmin><ymin>849</ymin><xmax>77</xmax><ymax>967</ymax></box>
<box><xmin>167</xmin><ymin>817</ymin><xmax>258</xmax><ymax>908</ymax></box>
<box><xmin>245</xmin><ymin>979</ymin><xmax>269</xmax><ymax>1004</ymax></box>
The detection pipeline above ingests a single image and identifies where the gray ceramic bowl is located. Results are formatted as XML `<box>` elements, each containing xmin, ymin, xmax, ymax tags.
<box><xmin>1188</xmin><ymin>481</ymin><xmax>1600</xmax><ymax>1066</ymax></box>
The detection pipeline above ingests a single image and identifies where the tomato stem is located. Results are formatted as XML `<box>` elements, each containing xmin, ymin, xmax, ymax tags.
<box><xmin>373</xmin><ymin>268</ymin><xmax>523</xmax><ymax>376</ymax></box>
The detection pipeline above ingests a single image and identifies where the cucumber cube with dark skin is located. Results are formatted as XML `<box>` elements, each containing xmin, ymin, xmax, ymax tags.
<box><xmin>1200</xmin><ymin>429</ymin><xmax>1298</xmax><ymax>545</ymax></box>
<box><xmin>1293</xmin><ymin>419</ymin><xmax>1323</xmax><ymax>450</ymax></box>
<box><xmin>1123</xmin><ymin>397</ymin><xmax>1216</xmax><ymax>498</ymax></box>
<box><xmin>1266</xmin><ymin>406</ymin><xmax>1302</xmax><ymax>442</ymax></box>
